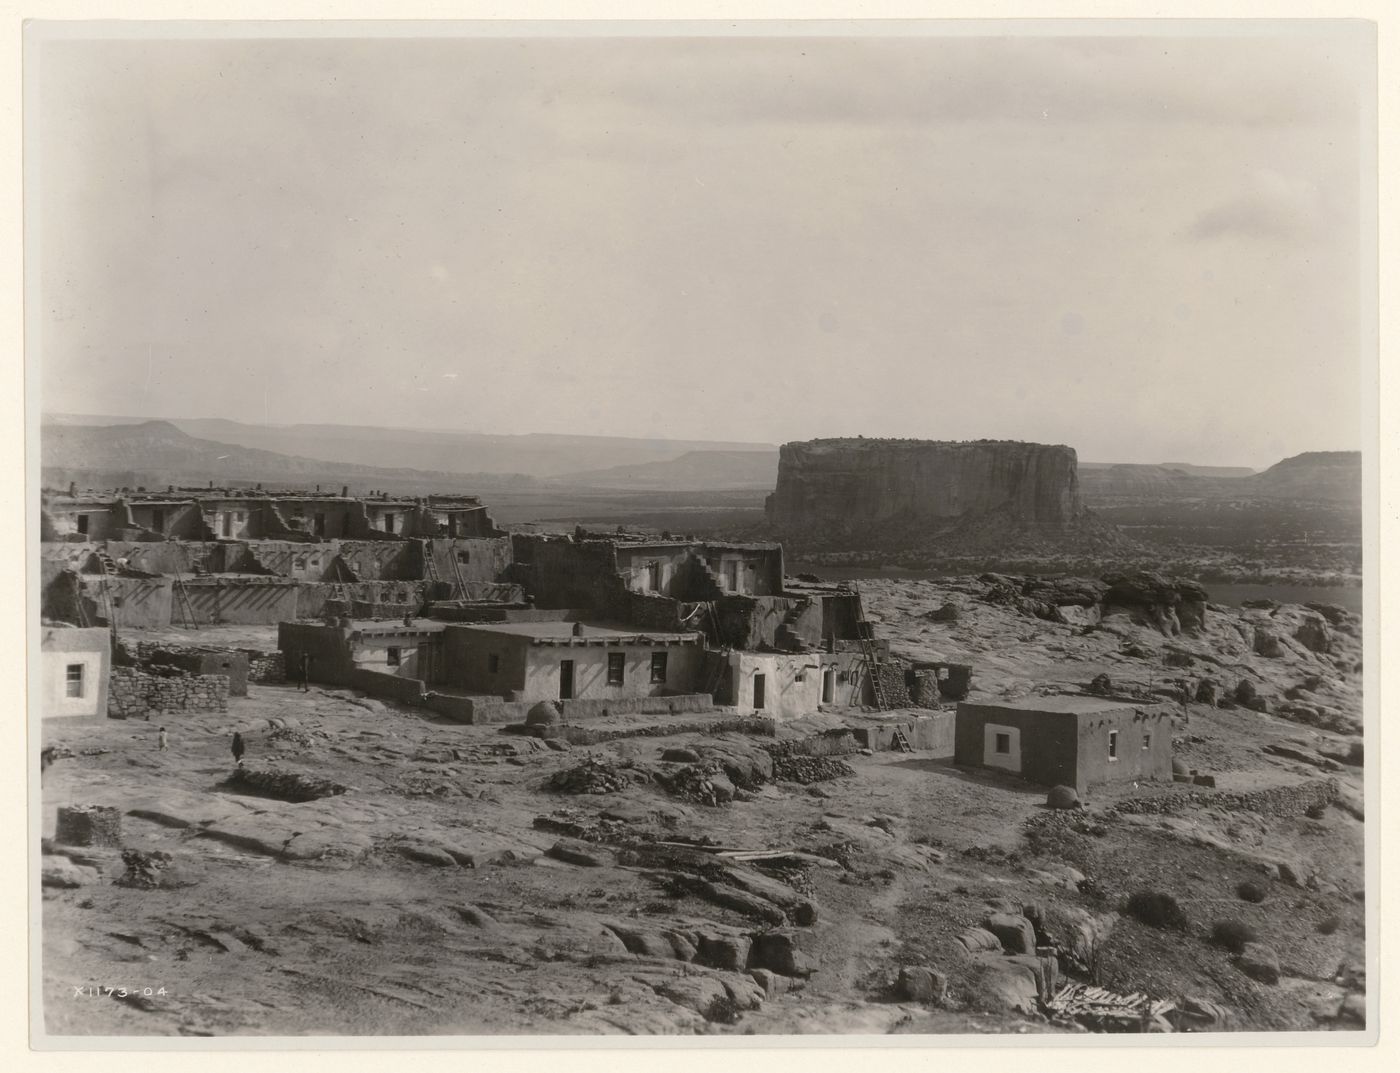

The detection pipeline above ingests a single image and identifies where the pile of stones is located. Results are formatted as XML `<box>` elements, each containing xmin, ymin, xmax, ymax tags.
<box><xmin>770</xmin><ymin>755</ymin><xmax>855</xmax><ymax>784</ymax></box>
<box><xmin>661</xmin><ymin>761</ymin><xmax>736</xmax><ymax>807</ymax></box>
<box><xmin>545</xmin><ymin>756</ymin><xmax>634</xmax><ymax>795</ymax></box>
<box><xmin>223</xmin><ymin>766</ymin><xmax>348</xmax><ymax>802</ymax></box>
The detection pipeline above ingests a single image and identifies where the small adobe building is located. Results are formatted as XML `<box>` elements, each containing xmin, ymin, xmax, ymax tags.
<box><xmin>439</xmin><ymin>621</ymin><xmax>705</xmax><ymax>704</ymax></box>
<box><xmin>954</xmin><ymin>695</ymin><xmax>1173</xmax><ymax>795</ymax></box>
<box><xmin>40</xmin><ymin>625</ymin><xmax>112</xmax><ymax>719</ymax></box>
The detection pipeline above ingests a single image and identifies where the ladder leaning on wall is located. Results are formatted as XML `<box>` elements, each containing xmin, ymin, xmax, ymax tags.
<box><xmin>847</xmin><ymin>580</ymin><xmax>890</xmax><ymax>711</ymax></box>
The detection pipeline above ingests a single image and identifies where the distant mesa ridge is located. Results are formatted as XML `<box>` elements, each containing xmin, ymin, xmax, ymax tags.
<box><xmin>764</xmin><ymin>437</ymin><xmax>1121</xmax><ymax>555</ymax></box>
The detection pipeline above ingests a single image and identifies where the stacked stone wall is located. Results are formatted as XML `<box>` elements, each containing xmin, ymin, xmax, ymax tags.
<box><xmin>108</xmin><ymin>666</ymin><xmax>229</xmax><ymax>718</ymax></box>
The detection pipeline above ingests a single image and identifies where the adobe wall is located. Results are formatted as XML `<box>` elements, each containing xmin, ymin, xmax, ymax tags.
<box><xmin>517</xmin><ymin>537</ymin><xmax>623</xmax><ymax>610</ymax></box>
<box><xmin>176</xmin><ymin>578</ymin><xmax>301</xmax><ymax>626</ymax></box>
<box><xmin>278</xmin><ymin>622</ymin><xmax>357</xmax><ymax>685</ymax></box>
<box><xmin>558</xmin><ymin>693</ymin><xmax>714</xmax><ymax>720</ymax></box>
<box><xmin>440</xmin><ymin>627</ymin><xmax>530</xmax><ymax>696</ymax></box>
<box><xmin>1074</xmin><ymin>707</ymin><xmax>1175</xmax><ymax>792</ymax></box>
<box><xmin>40</xmin><ymin>626</ymin><xmax>111</xmax><ymax>719</ymax></box>
<box><xmin>726</xmin><ymin>651</ymin><xmax>825</xmax><ymax>721</ymax></box>
<box><xmin>349</xmin><ymin>667</ymin><xmax>427</xmax><ymax>705</ymax></box>
<box><xmin>425</xmin><ymin>536</ymin><xmax>515</xmax><ymax>585</ymax></box>
<box><xmin>954</xmin><ymin>704</ymin><xmax>1083</xmax><ymax>789</ymax></box>
<box><xmin>852</xmin><ymin>712</ymin><xmax>957</xmax><ymax>756</ymax></box>
<box><xmin>520</xmin><ymin>643</ymin><xmax>704</xmax><ymax>704</ymax></box>
<box><xmin>81</xmin><ymin>576</ymin><xmax>174</xmax><ymax>629</ymax></box>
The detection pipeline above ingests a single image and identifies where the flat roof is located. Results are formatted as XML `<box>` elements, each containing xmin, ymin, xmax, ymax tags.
<box><xmin>348</xmin><ymin>619</ymin><xmax>449</xmax><ymax>635</ymax></box>
<box><xmin>962</xmin><ymin>695</ymin><xmax>1158</xmax><ymax>716</ymax></box>
<box><xmin>613</xmin><ymin>540</ymin><xmax>780</xmax><ymax>552</ymax></box>
<box><xmin>455</xmin><ymin>621</ymin><xmax>701</xmax><ymax>644</ymax></box>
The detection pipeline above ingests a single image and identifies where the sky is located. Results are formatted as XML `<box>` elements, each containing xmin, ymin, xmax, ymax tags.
<box><xmin>30</xmin><ymin>24</ymin><xmax>1372</xmax><ymax>468</ymax></box>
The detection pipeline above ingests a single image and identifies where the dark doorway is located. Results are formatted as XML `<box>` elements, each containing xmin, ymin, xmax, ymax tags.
<box><xmin>417</xmin><ymin>642</ymin><xmax>434</xmax><ymax>684</ymax></box>
<box><xmin>822</xmin><ymin>669</ymin><xmax>834</xmax><ymax>704</ymax></box>
<box><xmin>315</xmin><ymin>513</ymin><xmax>327</xmax><ymax>537</ymax></box>
<box><xmin>76</xmin><ymin>514</ymin><xmax>89</xmax><ymax>536</ymax></box>
<box><xmin>384</xmin><ymin>512</ymin><xmax>396</xmax><ymax>534</ymax></box>
<box><xmin>559</xmin><ymin>659</ymin><xmax>575</xmax><ymax>700</ymax></box>
<box><xmin>447</xmin><ymin>514</ymin><xmax>457</xmax><ymax>537</ymax></box>
<box><xmin>753</xmin><ymin>673</ymin><xmax>766</xmax><ymax>710</ymax></box>
<box><xmin>150</xmin><ymin>508</ymin><xmax>165</xmax><ymax>533</ymax></box>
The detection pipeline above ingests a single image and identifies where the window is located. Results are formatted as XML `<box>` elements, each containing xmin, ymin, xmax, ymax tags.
<box><xmin>1143</xmin><ymin>733</ymin><xmax>1152</xmax><ymax>750</ymax></box>
<box><xmin>457</xmin><ymin>551</ymin><xmax>470</xmax><ymax>564</ymax></box>
<box><xmin>488</xmin><ymin>653</ymin><xmax>500</xmax><ymax>674</ymax></box>
<box><xmin>650</xmin><ymin>652</ymin><xmax>668</xmax><ymax>683</ymax></box>
<box><xmin>64</xmin><ymin>664</ymin><xmax>84</xmax><ymax>698</ymax></box>
<box><xmin>1108</xmin><ymin>731</ymin><xmax>1119</xmax><ymax>760</ymax></box>
<box><xmin>994</xmin><ymin>732</ymin><xmax>1011</xmax><ymax>755</ymax></box>
<box><xmin>386</xmin><ymin>646</ymin><xmax>401</xmax><ymax>667</ymax></box>
<box><xmin>607</xmin><ymin>652</ymin><xmax>626</xmax><ymax>685</ymax></box>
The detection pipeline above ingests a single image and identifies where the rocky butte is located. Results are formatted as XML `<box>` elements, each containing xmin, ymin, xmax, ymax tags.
<box><xmin>765</xmin><ymin>438</ymin><xmax>1121</xmax><ymax>556</ymax></box>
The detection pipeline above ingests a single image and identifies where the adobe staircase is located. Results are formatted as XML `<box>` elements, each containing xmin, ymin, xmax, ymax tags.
<box><xmin>774</xmin><ymin>599</ymin><xmax>815</xmax><ymax>652</ymax></box>
<box><xmin>689</xmin><ymin>554</ymin><xmax>728</xmax><ymax>601</ymax></box>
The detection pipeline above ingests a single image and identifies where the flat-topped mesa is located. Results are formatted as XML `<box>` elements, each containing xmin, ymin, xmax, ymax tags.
<box><xmin>765</xmin><ymin>438</ymin><xmax>1099</xmax><ymax>553</ymax></box>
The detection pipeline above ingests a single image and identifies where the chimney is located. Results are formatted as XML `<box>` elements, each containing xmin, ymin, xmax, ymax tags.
<box><xmin>341</xmin><ymin>485</ymin><xmax>349</xmax><ymax>498</ymax></box>
<box><xmin>67</xmin><ymin>482</ymin><xmax>76</xmax><ymax>497</ymax></box>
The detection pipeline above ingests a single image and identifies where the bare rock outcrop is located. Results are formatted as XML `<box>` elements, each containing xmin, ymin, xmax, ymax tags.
<box><xmin>765</xmin><ymin>438</ymin><xmax>1124</xmax><ymax>556</ymax></box>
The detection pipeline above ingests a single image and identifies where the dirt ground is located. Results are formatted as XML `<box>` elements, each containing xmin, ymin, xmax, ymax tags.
<box><xmin>39</xmin><ymin>579</ymin><xmax>1365</xmax><ymax>1037</ymax></box>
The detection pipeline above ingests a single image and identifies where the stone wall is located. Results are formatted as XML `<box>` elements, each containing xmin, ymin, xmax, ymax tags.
<box><xmin>1111</xmin><ymin>778</ymin><xmax>1339</xmax><ymax>818</ymax></box>
<box><xmin>247</xmin><ymin>651</ymin><xmax>285</xmax><ymax>683</ymax></box>
<box><xmin>108</xmin><ymin>666</ymin><xmax>229</xmax><ymax>718</ymax></box>
<box><xmin>874</xmin><ymin>661</ymin><xmax>914</xmax><ymax>708</ymax></box>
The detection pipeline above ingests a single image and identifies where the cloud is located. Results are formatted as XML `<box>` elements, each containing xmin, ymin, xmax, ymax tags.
<box><xmin>1187</xmin><ymin>170</ymin><xmax>1321</xmax><ymax>241</ymax></box>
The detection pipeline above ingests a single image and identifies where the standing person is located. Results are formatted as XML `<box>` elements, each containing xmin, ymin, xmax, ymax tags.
<box><xmin>157</xmin><ymin>726</ymin><xmax>168</xmax><ymax>751</ymax></box>
<box><xmin>231</xmin><ymin>731</ymin><xmax>245</xmax><ymax>766</ymax></box>
<box><xmin>299</xmin><ymin>652</ymin><xmax>313</xmax><ymax>691</ymax></box>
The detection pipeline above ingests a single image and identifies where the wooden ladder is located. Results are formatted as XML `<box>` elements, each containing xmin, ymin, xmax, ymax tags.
<box><xmin>892</xmin><ymin>727</ymin><xmax>914</xmax><ymax>753</ymax></box>
<box><xmin>848</xmin><ymin>581</ymin><xmax>890</xmax><ymax>711</ymax></box>
<box><xmin>91</xmin><ymin>551</ymin><xmax>119</xmax><ymax>639</ymax></box>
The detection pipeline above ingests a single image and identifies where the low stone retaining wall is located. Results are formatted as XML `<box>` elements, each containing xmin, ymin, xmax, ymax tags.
<box><xmin>1111</xmin><ymin>777</ymin><xmax>1339</xmax><ymax>819</ymax></box>
<box><xmin>108</xmin><ymin>667</ymin><xmax>229</xmax><ymax>718</ymax></box>
<box><xmin>559</xmin><ymin>693</ymin><xmax>714</xmax><ymax>721</ymax></box>
<box><xmin>565</xmin><ymin>716</ymin><xmax>777</xmax><ymax>745</ymax></box>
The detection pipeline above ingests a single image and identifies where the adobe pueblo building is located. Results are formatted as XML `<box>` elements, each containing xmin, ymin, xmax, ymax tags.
<box><xmin>39</xmin><ymin>484</ymin><xmax>968</xmax><ymax>733</ymax></box>
<box><xmin>954</xmin><ymin>695</ymin><xmax>1174</xmax><ymax>795</ymax></box>
<box><xmin>39</xmin><ymin>486</ymin><xmax>518</xmax><ymax>630</ymax></box>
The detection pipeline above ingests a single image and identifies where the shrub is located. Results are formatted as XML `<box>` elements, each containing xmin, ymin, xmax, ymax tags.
<box><xmin>1317</xmin><ymin>915</ymin><xmax>1342</xmax><ymax>936</ymax></box>
<box><xmin>1236</xmin><ymin>881</ymin><xmax>1268</xmax><ymax>904</ymax></box>
<box><xmin>1211</xmin><ymin>919</ymin><xmax>1257</xmax><ymax>953</ymax></box>
<box><xmin>1126</xmin><ymin>890</ymin><xmax>1190</xmax><ymax>931</ymax></box>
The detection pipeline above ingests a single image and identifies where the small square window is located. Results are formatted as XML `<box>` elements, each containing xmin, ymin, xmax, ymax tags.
<box><xmin>607</xmin><ymin>652</ymin><xmax>625</xmax><ymax>685</ymax></box>
<box><xmin>488</xmin><ymin>653</ymin><xmax>500</xmax><ymax>674</ymax></box>
<box><xmin>1108</xmin><ymin>731</ymin><xmax>1119</xmax><ymax>760</ymax></box>
<box><xmin>650</xmin><ymin>652</ymin><xmax>668</xmax><ymax>683</ymax></box>
<box><xmin>994</xmin><ymin>732</ymin><xmax>1011</xmax><ymax>755</ymax></box>
<box><xmin>386</xmin><ymin>646</ymin><xmax>401</xmax><ymax>667</ymax></box>
<box><xmin>64</xmin><ymin>663</ymin><xmax>84</xmax><ymax>698</ymax></box>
